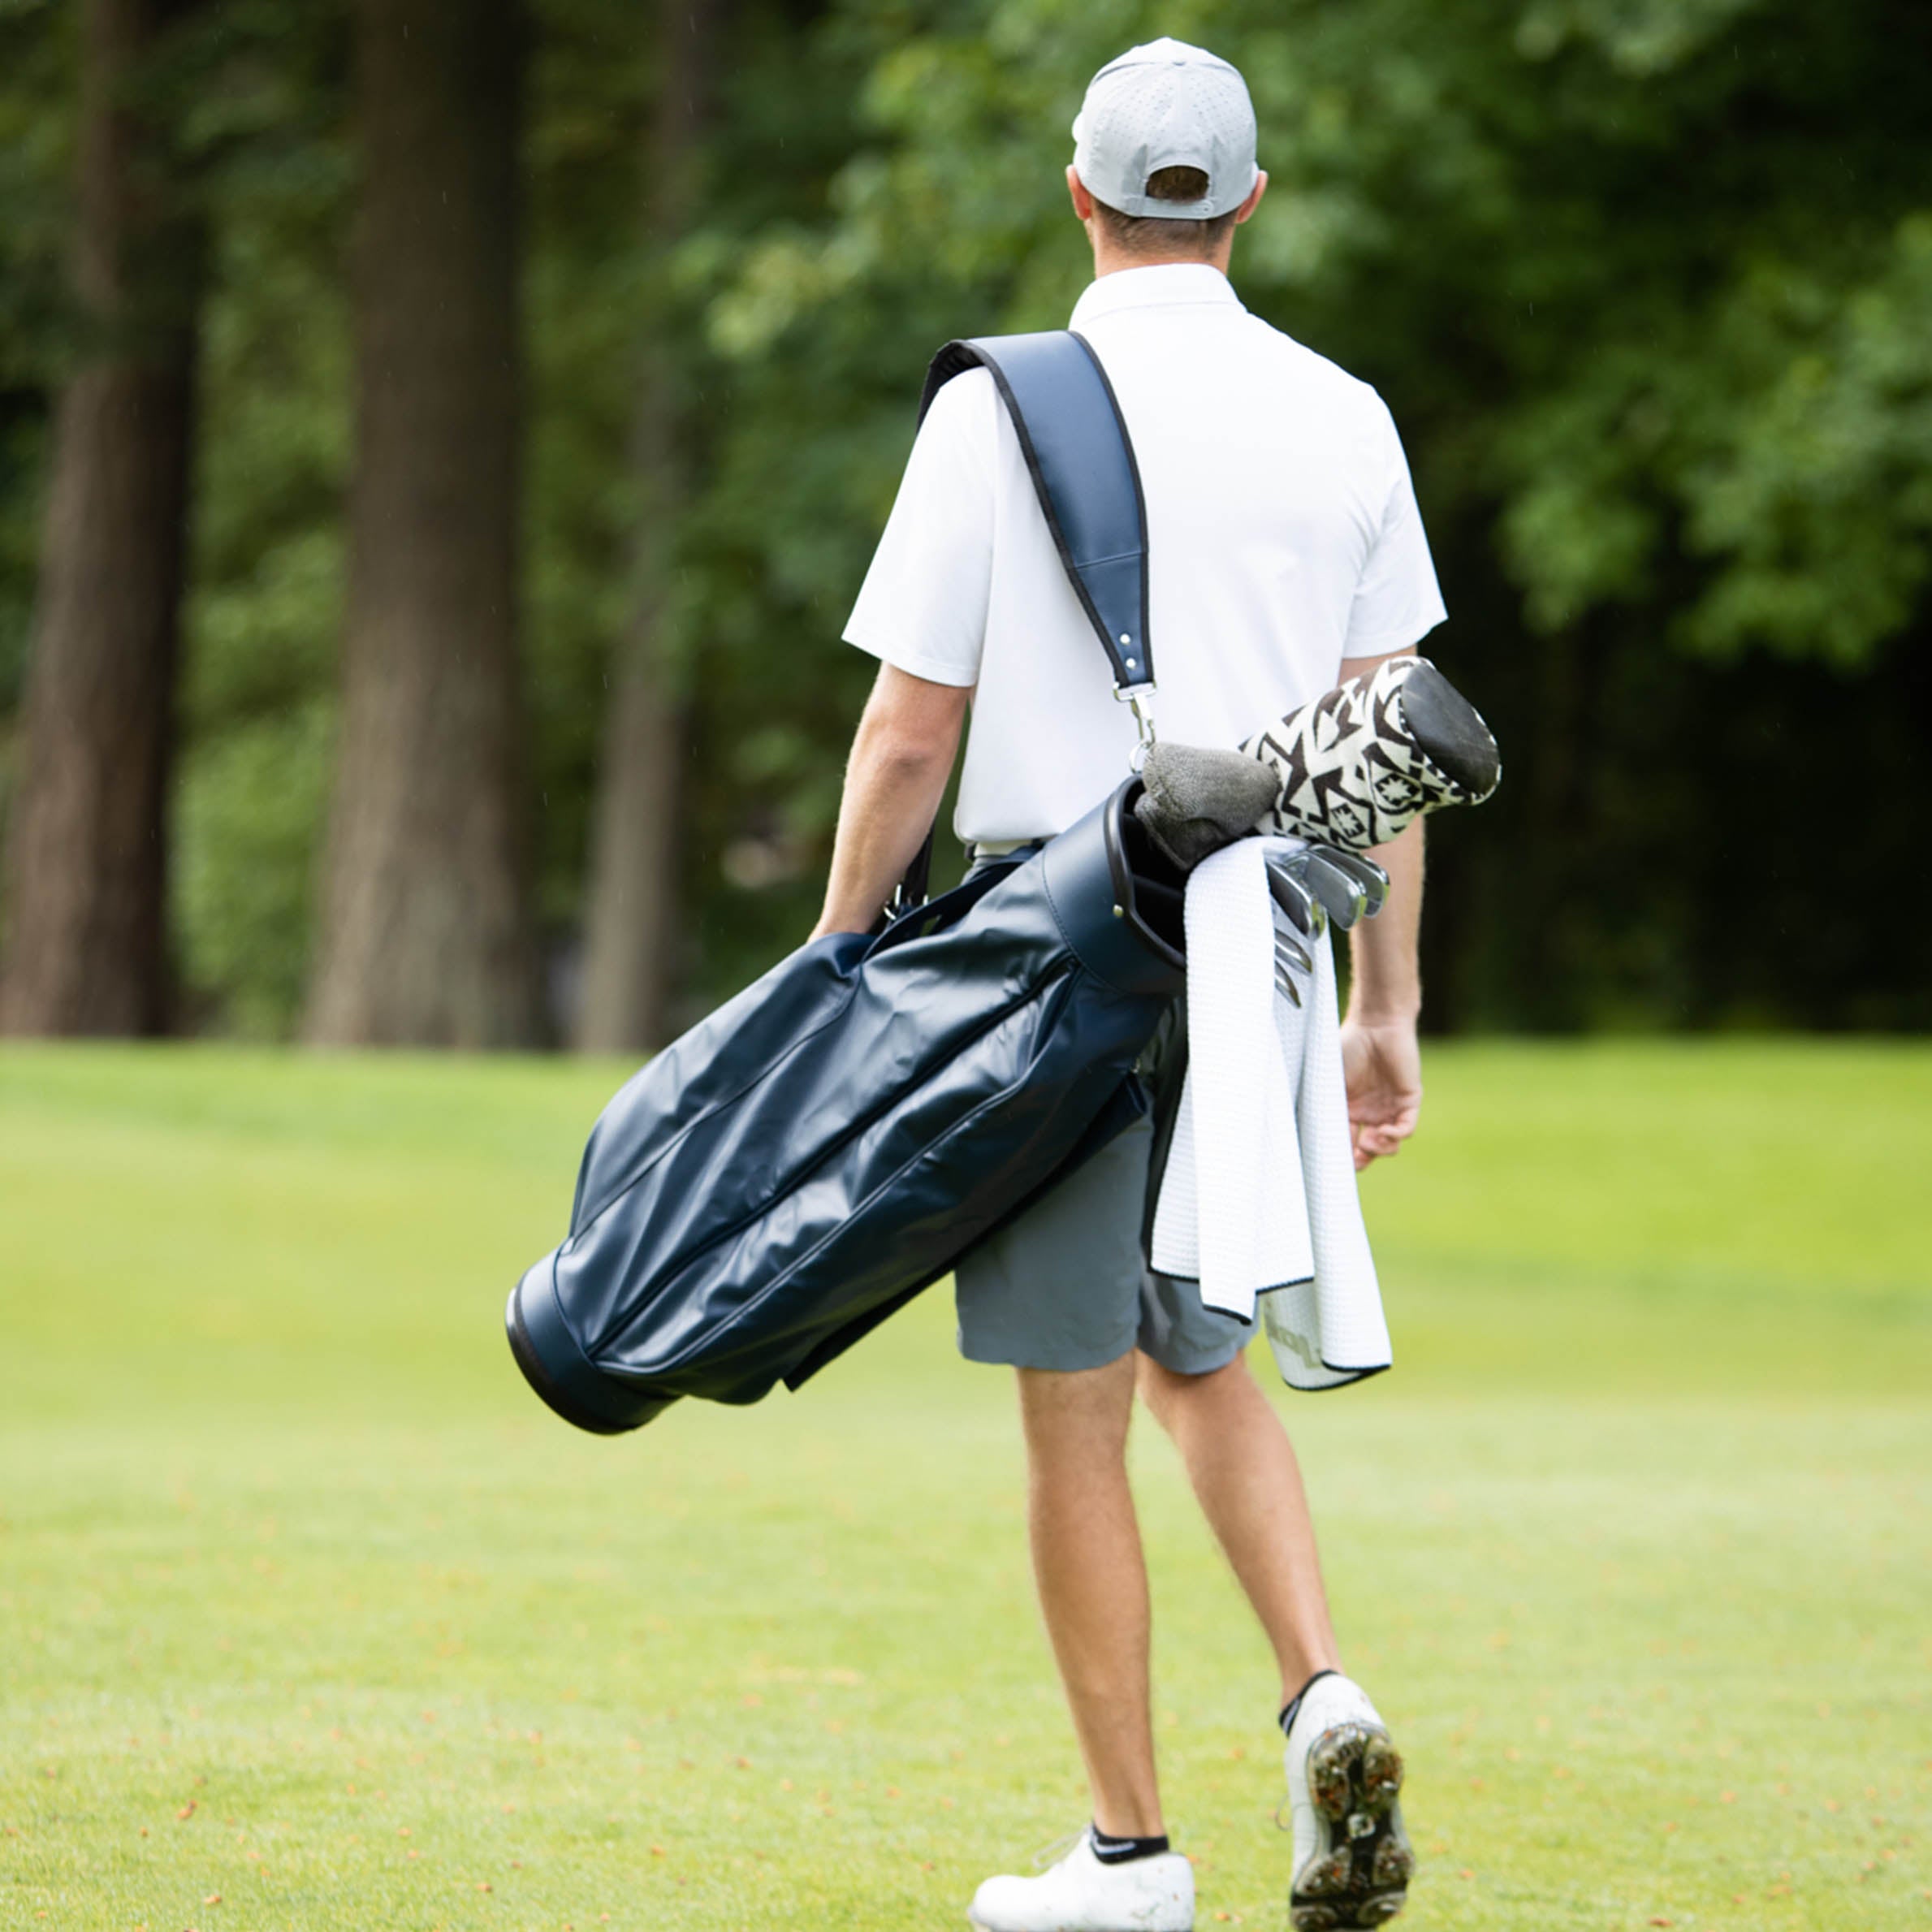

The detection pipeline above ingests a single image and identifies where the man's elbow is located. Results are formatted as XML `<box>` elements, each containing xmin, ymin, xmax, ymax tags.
<box><xmin>854</xmin><ymin>674</ymin><xmax>968</xmax><ymax>778</ymax></box>
<box><xmin>854</xmin><ymin>725</ymin><xmax>953</xmax><ymax>781</ymax></box>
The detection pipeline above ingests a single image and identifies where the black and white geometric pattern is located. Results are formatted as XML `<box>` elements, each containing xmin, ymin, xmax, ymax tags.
<box><xmin>1242</xmin><ymin>655</ymin><xmax>1500</xmax><ymax>853</ymax></box>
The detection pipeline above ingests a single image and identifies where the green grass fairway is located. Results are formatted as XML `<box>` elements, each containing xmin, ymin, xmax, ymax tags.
<box><xmin>2</xmin><ymin>1041</ymin><xmax>1928</xmax><ymax>1930</ymax></box>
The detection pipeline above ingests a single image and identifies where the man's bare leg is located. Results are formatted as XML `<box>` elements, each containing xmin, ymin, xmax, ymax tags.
<box><xmin>1016</xmin><ymin>1352</ymin><xmax>1165</xmax><ymax>1839</ymax></box>
<box><xmin>1136</xmin><ymin>1351</ymin><xmax>1342</xmax><ymax>1709</ymax></box>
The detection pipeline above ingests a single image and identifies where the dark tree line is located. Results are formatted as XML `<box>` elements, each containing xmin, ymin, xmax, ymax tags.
<box><xmin>0</xmin><ymin>0</ymin><xmax>720</xmax><ymax>1049</ymax></box>
<box><xmin>306</xmin><ymin>0</ymin><xmax>538</xmax><ymax>1047</ymax></box>
<box><xmin>1</xmin><ymin>0</ymin><xmax>198</xmax><ymax>1036</ymax></box>
<box><xmin>0</xmin><ymin>0</ymin><xmax>1926</xmax><ymax>1047</ymax></box>
<box><xmin>574</xmin><ymin>0</ymin><xmax>717</xmax><ymax>1055</ymax></box>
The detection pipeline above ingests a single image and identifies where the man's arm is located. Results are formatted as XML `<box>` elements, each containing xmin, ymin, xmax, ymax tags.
<box><xmin>1336</xmin><ymin>651</ymin><xmax>1424</xmax><ymax>1170</ymax></box>
<box><xmin>811</xmin><ymin>663</ymin><xmax>971</xmax><ymax>939</ymax></box>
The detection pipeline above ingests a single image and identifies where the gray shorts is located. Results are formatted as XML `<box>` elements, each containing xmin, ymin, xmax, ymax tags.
<box><xmin>953</xmin><ymin>1115</ymin><xmax>1253</xmax><ymax>1377</ymax></box>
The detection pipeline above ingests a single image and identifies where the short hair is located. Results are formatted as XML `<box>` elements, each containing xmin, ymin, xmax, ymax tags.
<box><xmin>1088</xmin><ymin>165</ymin><xmax>1242</xmax><ymax>258</ymax></box>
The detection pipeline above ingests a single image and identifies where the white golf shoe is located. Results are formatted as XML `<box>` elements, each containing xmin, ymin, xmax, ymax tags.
<box><xmin>1282</xmin><ymin>1675</ymin><xmax>1413</xmax><ymax>1930</ymax></box>
<box><xmin>967</xmin><ymin>1826</ymin><xmax>1195</xmax><ymax>1932</ymax></box>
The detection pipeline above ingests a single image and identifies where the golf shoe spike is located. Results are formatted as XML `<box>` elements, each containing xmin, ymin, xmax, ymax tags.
<box><xmin>1282</xmin><ymin>1675</ymin><xmax>1413</xmax><ymax>1930</ymax></box>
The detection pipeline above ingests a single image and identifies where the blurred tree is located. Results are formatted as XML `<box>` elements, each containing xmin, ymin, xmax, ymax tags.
<box><xmin>573</xmin><ymin>0</ymin><xmax>720</xmax><ymax>1053</ymax></box>
<box><xmin>0</xmin><ymin>6</ymin><xmax>71</xmax><ymax>729</ymax></box>
<box><xmin>169</xmin><ymin>2</ymin><xmax>352</xmax><ymax>1039</ymax></box>
<box><xmin>305</xmin><ymin>0</ymin><xmax>543</xmax><ymax>1046</ymax></box>
<box><xmin>0</xmin><ymin>0</ymin><xmax>202</xmax><ymax>1037</ymax></box>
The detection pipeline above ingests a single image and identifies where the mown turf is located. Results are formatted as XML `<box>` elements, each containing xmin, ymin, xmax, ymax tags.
<box><xmin>2</xmin><ymin>1040</ymin><xmax>1927</xmax><ymax>1931</ymax></box>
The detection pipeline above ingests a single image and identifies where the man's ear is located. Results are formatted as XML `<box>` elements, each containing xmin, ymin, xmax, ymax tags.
<box><xmin>1066</xmin><ymin>164</ymin><xmax>1096</xmax><ymax>223</ymax></box>
<box><xmin>1234</xmin><ymin>170</ymin><xmax>1269</xmax><ymax>225</ymax></box>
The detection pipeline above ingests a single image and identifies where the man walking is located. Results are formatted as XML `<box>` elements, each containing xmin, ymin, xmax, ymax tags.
<box><xmin>813</xmin><ymin>40</ymin><xmax>1442</xmax><ymax>1932</ymax></box>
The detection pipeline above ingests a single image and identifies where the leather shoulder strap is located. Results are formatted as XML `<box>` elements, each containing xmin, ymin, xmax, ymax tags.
<box><xmin>882</xmin><ymin>330</ymin><xmax>1151</xmax><ymax>922</ymax></box>
<box><xmin>920</xmin><ymin>331</ymin><xmax>1152</xmax><ymax>694</ymax></box>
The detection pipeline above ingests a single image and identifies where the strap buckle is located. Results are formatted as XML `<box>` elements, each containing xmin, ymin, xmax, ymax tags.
<box><xmin>1115</xmin><ymin>683</ymin><xmax>1157</xmax><ymax>772</ymax></box>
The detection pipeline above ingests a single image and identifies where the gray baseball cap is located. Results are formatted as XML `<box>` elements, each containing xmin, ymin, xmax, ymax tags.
<box><xmin>1070</xmin><ymin>38</ymin><xmax>1259</xmax><ymax>220</ymax></box>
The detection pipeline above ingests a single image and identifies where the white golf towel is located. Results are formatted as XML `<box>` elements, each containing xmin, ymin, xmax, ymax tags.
<box><xmin>1148</xmin><ymin>836</ymin><xmax>1392</xmax><ymax>1390</ymax></box>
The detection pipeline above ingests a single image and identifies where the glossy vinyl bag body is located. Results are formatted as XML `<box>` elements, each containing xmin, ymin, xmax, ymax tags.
<box><xmin>507</xmin><ymin>784</ymin><xmax>1185</xmax><ymax>1433</ymax></box>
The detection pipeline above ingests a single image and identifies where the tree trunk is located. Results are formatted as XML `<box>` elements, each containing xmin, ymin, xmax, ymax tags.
<box><xmin>572</xmin><ymin>0</ymin><xmax>719</xmax><ymax>1055</ymax></box>
<box><xmin>305</xmin><ymin>0</ymin><xmax>542</xmax><ymax>1048</ymax></box>
<box><xmin>0</xmin><ymin>0</ymin><xmax>199</xmax><ymax>1038</ymax></box>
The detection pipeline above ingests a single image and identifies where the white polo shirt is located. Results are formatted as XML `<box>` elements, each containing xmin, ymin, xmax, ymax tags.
<box><xmin>843</xmin><ymin>262</ymin><xmax>1447</xmax><ymax>845</ymax></box>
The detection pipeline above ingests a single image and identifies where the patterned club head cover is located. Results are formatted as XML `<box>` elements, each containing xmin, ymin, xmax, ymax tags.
<box><xmin>1241</xmin><ymin>655</ymin><xmax>1500</xmax><ymax>851</ymax></box>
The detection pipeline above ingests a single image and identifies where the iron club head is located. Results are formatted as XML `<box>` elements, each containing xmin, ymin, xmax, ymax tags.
<box><xmin>1273</xmin><ymin>928</ymin><xmax>1313</xmax><ymax>978</ymax></box>
<box><xmin>1299</xmin><ymin>850</ymin><xmax>1370</xmax><ymax>929</ymax></box>
<box><xmin>1307</xmin><ymin>845</ymin><xmax>1390</xmax><ymax>918</ymax></box>
<box><xmin>1264</xmin><ymin>858</ymin><xmax>1325</xmax><ymax>938</ymax></box>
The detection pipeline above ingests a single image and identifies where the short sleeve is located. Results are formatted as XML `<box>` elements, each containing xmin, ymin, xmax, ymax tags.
<box><xmin>842</xmin><ymin>370</ymin><xmax>997</xmax><ymax>689</ymax></box>
<box><xmin>1344</xmin><ymin>400</ymin><xmax>1447</xmax><ymax>659</ymax></box>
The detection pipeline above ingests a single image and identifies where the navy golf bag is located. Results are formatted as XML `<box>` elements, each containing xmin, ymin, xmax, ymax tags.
<box><xmin>508</xmin><ymin>331</ymin><xmax>1187</xmax><ymax>1433</ymax></box>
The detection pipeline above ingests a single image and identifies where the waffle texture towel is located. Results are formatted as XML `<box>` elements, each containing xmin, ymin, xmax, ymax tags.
<box><xmin>1148</xmin><ymin>836</ymin><xmax>1392</xmax><ymax>1390</ymax></box>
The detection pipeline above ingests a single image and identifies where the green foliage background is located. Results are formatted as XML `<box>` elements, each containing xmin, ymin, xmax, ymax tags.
<box><xmin>1</xmin><ymin>0</ymin><xmax>1928</xmax><ymax>1036</ymax></box>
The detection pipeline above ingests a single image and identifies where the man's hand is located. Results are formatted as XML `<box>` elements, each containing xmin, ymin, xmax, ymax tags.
<box><xmin>1333</xmin><ymin>733</ymin><xmax>1424</xmax><ymax>1170</ymax></box>
<box><xmin>1339</xmin><ymin>1015</ymin><xmax>1422</xmax><ymax>1169</ymax></box>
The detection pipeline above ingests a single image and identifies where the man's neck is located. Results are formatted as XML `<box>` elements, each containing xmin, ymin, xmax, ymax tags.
<box><xmin>1088</xmin><ymin>244</ymin><xmax>1234</xmax><ymax>281</ymax></box>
